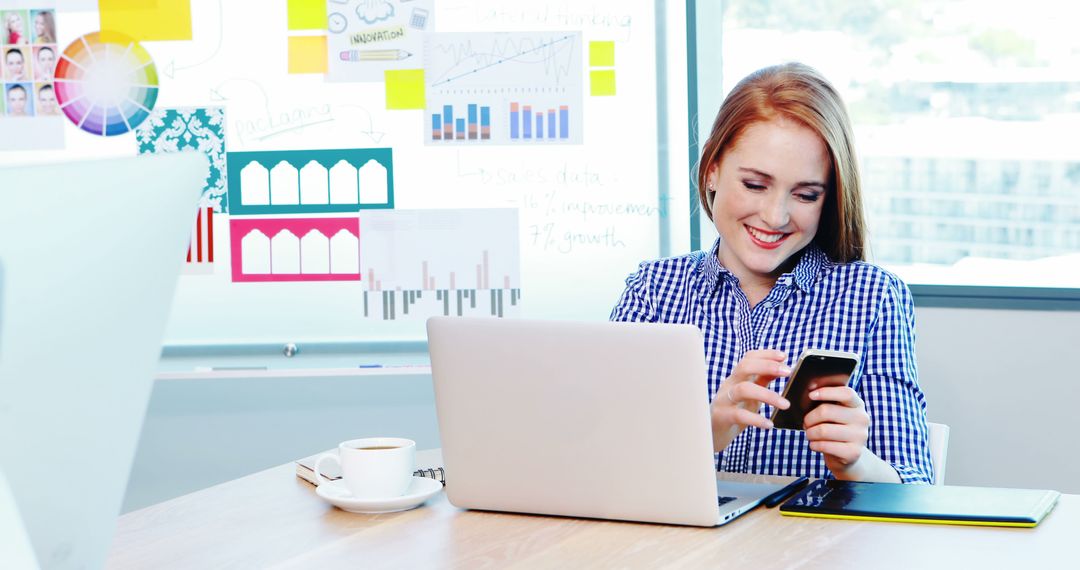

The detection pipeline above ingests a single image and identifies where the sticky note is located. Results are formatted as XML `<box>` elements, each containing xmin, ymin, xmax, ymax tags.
<box><xmin>589</xmin><ymin>41</ymin><xmax>615</xmax><ymax>67</ymax></box>
<box><xmin>590</xmin><ymin>70</ymin><xmax>616</xmax><ymax>96</ymax></box>
<box><xmin>288</xmin><ymin>36</ymin><xmax>328</xmax><ymax>74</ymax></box>
<box><xmin>287</xmin><ymin>0</ymin><xmax>327</xmax><ymax>31</ymax></box>
<box><xmin>98</xmin><ymin>0</ymin><xmax>193</xmax><ymax>42</ymax></box>
<box><xmin>384</xmin><ymin>69</ymin><xmax>425</xmax><ymax>110</ymax></box>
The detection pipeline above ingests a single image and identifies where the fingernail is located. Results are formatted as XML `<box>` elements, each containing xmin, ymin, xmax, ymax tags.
<box><xmin>778</xmin><ymin>366</ymin><xmax>792</xmax><ymax>375</ymax></box>
<box><xmin>809</xmin><ymin>391</ymin><xmax>819</xmax><ymax>400</ymax></box>
<box><xmin>780</xmin><ymin>398</ymin><xmax>790</xmax><ymax>409</ymax></box>
<box><xmin>764</xmin><ymin>420</ymin><xmax>774</xmax><ymax>429</ymax></box>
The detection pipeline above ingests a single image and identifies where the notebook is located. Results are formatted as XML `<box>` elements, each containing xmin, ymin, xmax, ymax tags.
<box><xmin>779</xmin><ymin>479</ymin><xmax>1060</xmax><ymax>528</ymax></box>
<box><xmin>295</xmin><ymin>454</ymin><xmax>445</xmax><ymax>487</ymax></box>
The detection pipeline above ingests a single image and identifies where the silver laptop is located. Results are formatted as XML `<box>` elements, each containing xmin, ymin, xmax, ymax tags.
<box><xmin>427</xmin><ymin>317</ymin><xmax>794</xmax><ymax>527</ymax></box>
<box><xmin>0</xmin><ymin>153</ymin><xmax>206</xmax><ymax>569</ymax></box>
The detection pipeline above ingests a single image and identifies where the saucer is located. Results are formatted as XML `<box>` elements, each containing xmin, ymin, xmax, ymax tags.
<box><xmin>315</xmin><ymin>476</ymin><xmax>443</xmax><ymax>514</ymax></box>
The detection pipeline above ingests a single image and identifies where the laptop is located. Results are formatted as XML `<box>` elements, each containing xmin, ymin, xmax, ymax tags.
<box><xmin>0</xmin><ymin>153</ymin><xmax>207</xmax><ymax>569</ymax></box>
<box><xmin>427</xmin><ymin>317</ymin><xmax>795</xmax><ymax>527</ymax></box>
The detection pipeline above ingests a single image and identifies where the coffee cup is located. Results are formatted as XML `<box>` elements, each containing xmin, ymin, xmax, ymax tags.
<box><xmin>314</xmin><ymin>437</ymin><xmax>416</xmax><ymax>499</ymax></box>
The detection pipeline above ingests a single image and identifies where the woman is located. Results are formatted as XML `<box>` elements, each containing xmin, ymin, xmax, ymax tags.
<box><xmin>610</xmin><ymin>63</ymin><xmax>933</xmax><ymax>484</ymax></box>
<box><xmin>35</xmin><ymin>45</ymin><xmax>54</xmax><ymax>81</ymax></box>
<box><xmin>6</xmin><ymin>12</ymin><xmax>25</xmax><ymax>45</ymax></box>
<box><xmin>5</xmin><ymin>48</ymin><xmax>26</xmax><ymax>81</ymax></box>
<box><xmin>33</xmin><ymin>10</ymin><xmax>55</xmax><ymax>44</ymax></box>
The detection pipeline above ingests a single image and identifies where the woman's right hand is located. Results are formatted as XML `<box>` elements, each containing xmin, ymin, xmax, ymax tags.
<box><xmin>710</xmin><ymin>350</ymin><xmax>792</xmax><ymax>452</ymax></box>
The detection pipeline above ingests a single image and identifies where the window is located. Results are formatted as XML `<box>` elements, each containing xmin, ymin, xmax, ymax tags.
<box><xmin>694</xmin><ymin>0</ymin><xmax>1080</xmax><ymax>292</ymax></box>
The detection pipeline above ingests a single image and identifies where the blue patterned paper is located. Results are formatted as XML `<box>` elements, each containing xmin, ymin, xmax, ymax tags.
<box><xmin>136</xmin><ymin>107</ymin><xmax>228</xmax><ymax>212</ymax></box>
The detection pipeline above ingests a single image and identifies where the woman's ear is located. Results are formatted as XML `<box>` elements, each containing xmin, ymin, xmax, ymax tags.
<box><xmin>706</xmin><ymin>163</ymin><xmax>721</xmax><ymax>192</ymax></box>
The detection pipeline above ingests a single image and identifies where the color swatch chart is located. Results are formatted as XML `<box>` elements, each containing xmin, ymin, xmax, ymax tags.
<box><xmin>358</xmin><ymin>208</ymin><xmax>521</xmax><ymax>321</ymax></box>
<box><xmin>424</xmin><ymin>32</ymin><xmax>583</xmax><ymax>145</ymax></box>
<box><xmin>54</xmin><ymin>32</ymin><xmax>158</xmax><ymax>136</ymax></box>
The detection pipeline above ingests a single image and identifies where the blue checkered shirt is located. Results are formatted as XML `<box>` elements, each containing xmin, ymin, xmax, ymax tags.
<box><xmin>610</xmin><ymin>238</ymin><xmax>934</xmax><ymax>484</ymax></box>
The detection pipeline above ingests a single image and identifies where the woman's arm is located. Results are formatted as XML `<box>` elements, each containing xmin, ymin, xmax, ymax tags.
<box><xmin>803</xmin><ymin>274</ymin><xmax>933</xmax><ymax>484</ymax></box>
<box><xmin>609</xmin><ymin>262</ymin><xmax>658</xmax><ymax>323</ymax></box>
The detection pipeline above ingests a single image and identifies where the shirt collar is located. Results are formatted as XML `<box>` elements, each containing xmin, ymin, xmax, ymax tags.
<box><xmin>700</xmin><ymin>237</ymin><xmax>829</xmax><ymax>294</ymax></box>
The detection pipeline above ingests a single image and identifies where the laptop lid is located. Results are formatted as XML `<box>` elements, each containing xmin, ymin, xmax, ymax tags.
<box><xmin>427</xmin><ymin>317</ymin><xmax>722</xmax><ymax>527</ymax></box>
<box><xmin>0</xmin><ymin>153</ymin><xmax>206</xmax><ymax>569</ymax></box>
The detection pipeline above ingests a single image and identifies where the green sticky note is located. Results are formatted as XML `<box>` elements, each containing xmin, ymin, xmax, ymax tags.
<box><xmin>385</xmin><ymin>69</ymin><xmax>426</xmax><ymax>110</ymax></box>
<box><xmin>287</xmin><ymin>0</ymin><xmax>327</xmax><ymax>31</ymax></box>
<box><xmin>589</xmin><ymin>41</ymin><xmax>615</xmax><ymax>67</ymax></box>
<box><xmin>590</xmin><ymin>70</ymin><xmax>616</xmax><ymax>96</ymax></box>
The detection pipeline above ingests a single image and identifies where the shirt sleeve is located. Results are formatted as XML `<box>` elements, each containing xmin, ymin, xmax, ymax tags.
<box><xmin>609</xmin><ymin>262</ymin><xmax>658</xmax><ymax>323</ymax></box>
<box><xmin>858</xmin><ymin>275</ymin><xmax>935</xmax><ymax>484</ymax></box>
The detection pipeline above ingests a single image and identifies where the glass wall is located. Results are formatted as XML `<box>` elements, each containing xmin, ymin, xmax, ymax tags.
<box><xmin>694</xmin><ymin>0</ymin><xmax>1080</xmax><ymax>289</ymax></box>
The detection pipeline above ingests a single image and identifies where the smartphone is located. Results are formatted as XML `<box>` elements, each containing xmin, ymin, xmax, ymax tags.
<box><xmin>770</xmin><ymin>349</ymin><xmax>860</xmax><ymax>431</ymax></box>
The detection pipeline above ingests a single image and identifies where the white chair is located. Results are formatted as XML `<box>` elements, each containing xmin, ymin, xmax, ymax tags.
<box><xmin>927</xmin><ymin>422</ymin><xmax>950</xmax><ymax>485</ymax></box>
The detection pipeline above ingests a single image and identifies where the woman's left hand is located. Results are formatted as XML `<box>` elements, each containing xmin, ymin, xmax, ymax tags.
<box><xmin>803</xmin><ymin>386</ymin><xmax>871</xmax><ymax>479</ymax></box>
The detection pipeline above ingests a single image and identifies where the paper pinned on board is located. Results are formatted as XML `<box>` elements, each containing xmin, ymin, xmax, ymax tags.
<box><xmin>98</xmin><ymin>0</ymin><xmax>193</xmax><ymax>42</ymax></box>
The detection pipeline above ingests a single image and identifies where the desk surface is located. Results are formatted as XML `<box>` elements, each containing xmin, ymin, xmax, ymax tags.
<box><xmin>108</xmin><ymin>450</ymin><xmax>1076</xmax><ymax>569</ymax></box>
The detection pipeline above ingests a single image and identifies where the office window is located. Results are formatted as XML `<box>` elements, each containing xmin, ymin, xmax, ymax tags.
<box><xmin>709</xmin><ymin>0</ymin><xmax>1080</xmax><ymax>289</ymax></box>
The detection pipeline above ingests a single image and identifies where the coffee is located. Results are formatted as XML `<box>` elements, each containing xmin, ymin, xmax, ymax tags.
<box><xmin>315</xmin><ymin>437</ymin><xmax>417</xmax><ymax>499</ymax></box>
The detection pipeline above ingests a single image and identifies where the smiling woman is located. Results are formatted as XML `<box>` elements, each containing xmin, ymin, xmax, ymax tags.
<box><xmin>611</xmin><ymin>62</ymin><xmax>934</xmax><ymax>485</ymax></box>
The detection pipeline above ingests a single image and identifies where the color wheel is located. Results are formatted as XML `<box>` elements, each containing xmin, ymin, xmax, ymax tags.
<box><xmin>54</xmin><ymin>32</ymin><xmax>159</xmax><ymax>136</ymax></box>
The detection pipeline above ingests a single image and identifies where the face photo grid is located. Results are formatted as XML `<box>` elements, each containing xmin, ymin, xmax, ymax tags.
<box><xmin>3</xmin><ymin>8</ymin><xmax>56</xmax><ymax>118</ymax></box>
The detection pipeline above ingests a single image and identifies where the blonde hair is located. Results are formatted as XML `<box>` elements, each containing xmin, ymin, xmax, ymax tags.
<box><xmin>697</xmin><ymin>62</ymin><xmax>866</xmax><ymax>263</ymax></box>
<box><xmin>34</xmin><ymin>11</ymin><xmax>55</xmax><ymax>44</ymax></box>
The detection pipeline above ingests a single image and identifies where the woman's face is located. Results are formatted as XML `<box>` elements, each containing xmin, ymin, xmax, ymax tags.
<box><xmin>708</xmin><ymin>118</ymin><xmax>830</xmax><ymax>282</ymax></box>
<box><xmin>9</xmin><ymin>14</ymin><xmax>23</xmax><ymax>34</ymax></box>
<box><xmin>38</xmin><ymin>86</ymin><xmax>56</xmax><ymax>114</ymax></box>
<box><xmin>6</xmin><ymin>50</ymin><xmax>24</xmax><ymax>78</ymax></box>
<box><xmin>8</xmin><ymin>87</ymin><xmax>26</xmax><ymax>114</ymax></box>
<box><xmin>37</xmin><ymin>48</ymin><xmax>53</xmax><ymax>77</ymax></box>
<box><xmin>35</xmin><ymin>14</ymin><xmax>45</xmax><ymax>36</ymax></box>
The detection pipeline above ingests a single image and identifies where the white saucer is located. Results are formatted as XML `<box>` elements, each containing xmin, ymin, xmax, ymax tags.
<box><xmin>315</xmin><ymin>476</ymin><xmax>443</xmax><ymax>514</ymax></box>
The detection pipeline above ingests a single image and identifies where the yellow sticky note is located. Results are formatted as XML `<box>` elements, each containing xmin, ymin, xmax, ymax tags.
<box><xmin>590</xmin><ymin>70</ymin><xmax>616</xmax><ymax>96</ymax></box>
<box><xmin>288</xmin><ymin>36</ymin><xmax>328</xmax><ymax>74</ymax></box>
<box><xmin>384</xmin><ymin>69</ymin><xmax>425</xmax><ymax>110</ymax></box>
<box><xmin>99</xmin><ymin>0</ymin><xmax>193</xmax><ymax>42</ymax></box>
<box><xmin>589</xmin><ymin>41</ymin><xmax>615</xmax><ymax>67</ymax></box>
<box><xmin>288</xmin><ymin>0</ymin><xmax>327</xmax><ymax>31</ymax></box>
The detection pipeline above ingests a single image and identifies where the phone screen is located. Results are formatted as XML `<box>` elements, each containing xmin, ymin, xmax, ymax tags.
<box><xmin>771</xmin><ymin>354</ymin><xmax>858</xmax><ymax>431</ymax></box>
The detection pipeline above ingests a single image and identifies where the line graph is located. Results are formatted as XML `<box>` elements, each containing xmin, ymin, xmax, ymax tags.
<box><xmin>430</xmin><ymin>34</ymin><xmax>576</xmax><ymax>88</ymax></box>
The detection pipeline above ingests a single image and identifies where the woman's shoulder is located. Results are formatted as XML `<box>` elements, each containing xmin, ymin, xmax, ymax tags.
<box><xmin>823</xmin><ymin>260</ymin><xmax>914</xmax><ymax>303</ymax></box>
<box><xmin>628</xmin><ymin>250</ymin><xmax>711</xmax><ymax>281</ymax></box>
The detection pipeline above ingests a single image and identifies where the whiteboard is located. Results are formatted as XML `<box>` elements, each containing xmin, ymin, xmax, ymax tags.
<box><xmin>1</xmin><ymin>0</ymin><xmax>683</xmax><ymax>349</ymax></box>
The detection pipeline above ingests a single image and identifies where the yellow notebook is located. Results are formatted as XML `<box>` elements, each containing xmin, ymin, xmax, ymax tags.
<box><xmin>779</xmin><ymin>479</ymin><xmax>1059</xmax><ymax>528</ymax></box>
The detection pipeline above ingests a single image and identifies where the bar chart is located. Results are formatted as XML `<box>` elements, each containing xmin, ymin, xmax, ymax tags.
<box><xmin>509</xmin><ymin>103</ymin><xmax>570</xmax><ymax>141</ymax></box>
<box><xmin>358</xmin><ymin>208</ymin><xmax>521</xmax><ymax>321</ymax></box>
<box><xmin>430</xmin><ymin>103</ymin><xmax>491</xmax><ymax>141</ymax></box>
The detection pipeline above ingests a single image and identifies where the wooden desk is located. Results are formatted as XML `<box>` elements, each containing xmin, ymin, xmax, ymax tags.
<box><xmin>108</xmin><ymin>450</ymin><xmax>1075</xmax><ymax>569</ymax></box>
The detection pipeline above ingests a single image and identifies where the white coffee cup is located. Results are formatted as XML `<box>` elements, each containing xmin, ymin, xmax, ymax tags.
<box><xmin>314</xmin><ymin>437</ymin><xmax>416</xmax><ymax>499</ymax></box>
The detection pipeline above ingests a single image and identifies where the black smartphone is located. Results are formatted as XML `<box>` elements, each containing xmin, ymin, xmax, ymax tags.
<box><xmin>770</xmin><ymin>349</ymin><xmax>859</xmax><ymax>431</ymax></box>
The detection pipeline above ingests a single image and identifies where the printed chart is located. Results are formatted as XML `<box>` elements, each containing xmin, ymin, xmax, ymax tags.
<box><xmin>230</xmin><ymin>217</ymin><xmax>361</xmax><ymax>283</ymax></box>
<box><xmin>358</xmin><ymin>209</ymin><xmax>521</xmax><ymax>320</ymax></box>
<box><xmin>0</xmin><ymin>5</ymin><xmax>64</xmax><ymax>150</ymax></box>
<box><xmin>226</xmin><ymin>148</ymin><xmax>394</xmax><ymax>215</ymax></box>
<box><xmin>54</xmin><ymin>31</ymin><xmax>158</xmax><ymax>136</ymax></box>
<box><xmin>424</xmin><ymin>32</ymin><xmax>583</xmax><ymax>145</ymax></box>
<box><xmin>326</xmin><ymin>0</ymin><xmax>434</xmax><ymax>83</ymax></box>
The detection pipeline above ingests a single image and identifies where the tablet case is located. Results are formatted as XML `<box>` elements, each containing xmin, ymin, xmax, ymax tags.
<box><xmin>779</xmin><ymin>479</ymin><xmax>1060</xmax><ymax>527</ymax></box>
